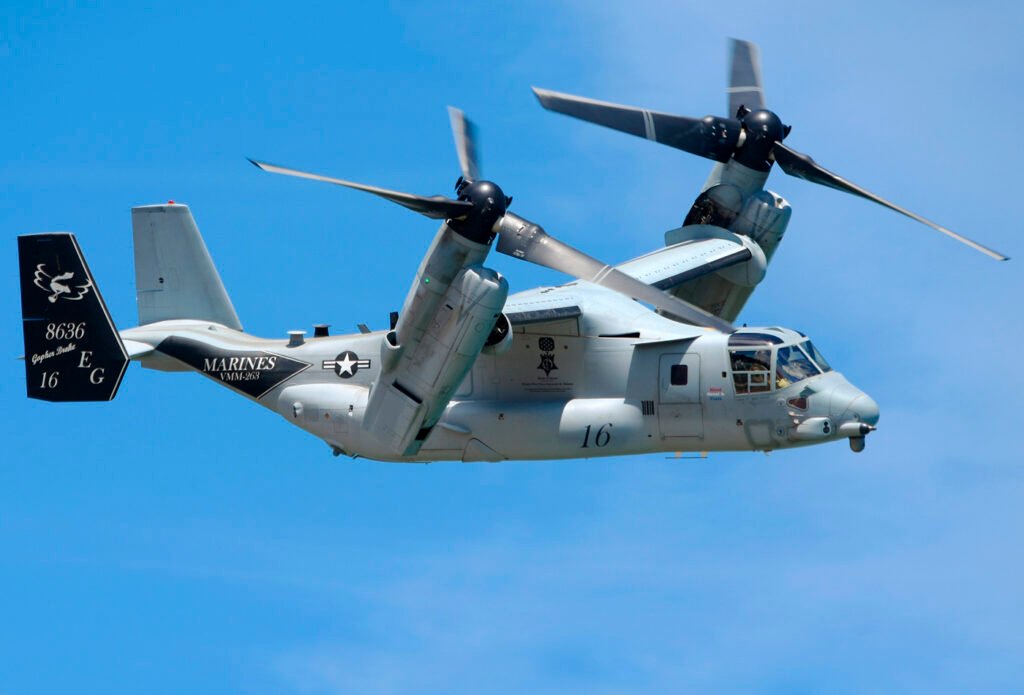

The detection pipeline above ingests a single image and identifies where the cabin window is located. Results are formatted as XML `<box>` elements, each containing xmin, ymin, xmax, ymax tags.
<box><xmin>775</xmin><ymin>345</ymin><xmax>821</xmax><ymax>389</ymax></box>
<box><xmin>730</xmin><ymin>349</ymin><xmax>771</xmax><ymax>394</ymax></box>
<box><xmin>670</xmin><ymin>364</ymin><xmax>688</xmax><ymax>386</ymax></box>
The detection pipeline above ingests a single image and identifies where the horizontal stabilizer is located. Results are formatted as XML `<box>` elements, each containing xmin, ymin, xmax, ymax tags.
<box><xmin>18</xmin><ymin>233</ymin><xmax>129</xmax><ymax>401</ymax></box>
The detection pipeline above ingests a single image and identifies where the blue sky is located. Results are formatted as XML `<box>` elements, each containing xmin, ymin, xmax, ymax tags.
<box><xmin>2</xmin><ymin>1</ymin><xmax>1022</xmax><ymax>692</ymax></box>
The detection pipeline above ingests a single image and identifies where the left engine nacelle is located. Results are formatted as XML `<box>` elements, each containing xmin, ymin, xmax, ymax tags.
<box><xmin>363</xmin><ymin>264</ymin><xmax>508</xmax><ymax>456</ymax></box>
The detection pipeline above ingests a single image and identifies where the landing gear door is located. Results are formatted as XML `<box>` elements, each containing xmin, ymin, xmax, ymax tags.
<box><xmin>658</xmin><ymin>353</ymin><xmax>703</xmax><ymax>438</ymax></box>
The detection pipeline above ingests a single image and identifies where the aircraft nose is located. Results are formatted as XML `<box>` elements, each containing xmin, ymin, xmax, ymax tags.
<box><xmin>848</xmin><ymin>394</ymin><xmax>880</xmax><ymax>426</ymax></box>
<box><xmin>829</xmin><ymin>382</ymin><xmax>880</xmax><ymax>426</ymax></box>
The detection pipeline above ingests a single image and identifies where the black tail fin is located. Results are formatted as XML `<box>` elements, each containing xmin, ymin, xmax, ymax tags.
<box><xmin>18</xmin><ymin>233</ymin><xmax>129</xmax><ymax>401</ymax></box>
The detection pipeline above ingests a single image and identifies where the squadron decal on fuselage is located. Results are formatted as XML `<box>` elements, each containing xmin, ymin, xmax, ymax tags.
<box><xmin>156</xmin><ymin>336</ymin><xmax>311</xmax><ymax>399</ymax></box>
<box><xmin>536</xmin><ymin>336</ymin><xmax>558</xmax><ymax>376</ymax></box>
<box><xmin>515</xmin><ymin>335</ymin><xmax>576</xmax><ymax>396</ymax></box>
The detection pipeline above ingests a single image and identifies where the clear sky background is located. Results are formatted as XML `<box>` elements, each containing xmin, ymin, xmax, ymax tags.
<box><xmin>2</xmin><ymin>1</ymin><xmax>1022</xmax><ymax>693</ymax></box>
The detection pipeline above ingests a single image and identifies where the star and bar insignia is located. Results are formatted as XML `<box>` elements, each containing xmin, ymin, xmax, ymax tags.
<box><xmin>322</xmin><ymin>350</ymin><xmax>371</xmax><ymax>379</ymax></box>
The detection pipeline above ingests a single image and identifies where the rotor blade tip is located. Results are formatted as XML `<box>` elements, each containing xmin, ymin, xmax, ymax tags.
<box><xmin>247</xmin><ymin>157</ymin><xmax>265</xmax><ymax>169</ymax></box>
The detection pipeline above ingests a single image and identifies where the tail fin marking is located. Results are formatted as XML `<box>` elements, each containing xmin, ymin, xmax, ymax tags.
<box><xmin>18</xmin><ymin>233</ymin><xmax>129</xmax><ymax>401</ymax></box>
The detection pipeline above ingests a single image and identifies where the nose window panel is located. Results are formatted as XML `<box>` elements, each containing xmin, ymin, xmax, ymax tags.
<box><xmin>730</xmin><ymin>349</ymin><xmax>771</xmax><ymax>394</ymax></box>
<box><xmin>775</xmin><ymin>345</ymin><xmax>821</xmax><ymax>389</ymax></box>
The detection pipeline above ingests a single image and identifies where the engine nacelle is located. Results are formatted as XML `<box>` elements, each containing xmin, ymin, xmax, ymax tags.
<box><xmin>363</xmin><ymin>264</ymin><xmax>508</xmax><ymax>456</ymax></box>
<box><xmin>730</xmin><ymin>189</ymin><xmax>792</xmax><ymax>262</ymax></box>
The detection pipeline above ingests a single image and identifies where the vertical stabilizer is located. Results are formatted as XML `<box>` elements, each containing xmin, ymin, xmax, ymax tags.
<box><xmin>132</xmin><ymin>204</ymin><xmax>242</xmax><ymax>330</ymax></box>
<box><xmin>18</xmin><ymin>233</ymin><xmax>129</xmax><ymax>401</ymax></box>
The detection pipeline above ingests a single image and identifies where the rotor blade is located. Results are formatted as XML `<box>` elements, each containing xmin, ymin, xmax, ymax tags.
<box><xmin>728</xmin><ymin>38</ymin><xmax>765</xmax><ymax>117</ymax></box>
<box><xmin>495</xmin><ymin>213</ymin><xmax>734</xmax><ymax>331</ymax></box>
<box><xmin>532</xmin><ymin>87</ymin><xmax>742</xmax><ymax>163</ymax></box>
<box><xmin>248</xmin><ymin>158</ymin><xmax>473</xmax><ymax>220</ymax></box>
<box><xmin>772</xmin><ymin>143</ymin><xmax>1009</xmax><ymax>261</ymax></box>
<box><xmin>447</xmin><ymin>106</ymin><xmax>480</xmax><ymax>182</ymax></box>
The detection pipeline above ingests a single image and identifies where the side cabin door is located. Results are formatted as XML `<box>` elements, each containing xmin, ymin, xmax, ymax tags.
<box><xmin>658</xmin><ymin>353</ymin><xmax>703</xmax><ymax>438</ymax></box>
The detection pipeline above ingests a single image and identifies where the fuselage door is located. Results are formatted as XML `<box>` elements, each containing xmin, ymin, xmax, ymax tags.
<box><xmin>658</xmin><ymin>352</ymin><xmax>703</xmax><ymax>438</ymax></box>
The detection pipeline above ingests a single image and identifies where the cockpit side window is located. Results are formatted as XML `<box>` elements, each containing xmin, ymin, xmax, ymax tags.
<box><xmin>776</xmin><ymin>345</ymin><xmax>821</xmax><ymax>389</ymax></box>
<box><xmin>730</xmin><ymin>349</ymin><xmax>771</xmax><ymax>394</ymax></box>
<box><xmin>801</xmin><ymin>340</ymin><xmax>832</xmax><ymax>372</ymax></box>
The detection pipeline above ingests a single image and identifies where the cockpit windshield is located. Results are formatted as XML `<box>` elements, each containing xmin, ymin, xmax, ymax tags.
<box><xmin>728</xmin><ymin>335</ymin><xmax>833</xmax><ymax>395</ymax></box>
<box><xmin>775</xmin><ymin>345</ymin><xmax>820</xmax><ymax>389</ymax></box>
<box><xmin>801</xmin><ymin>340</ymin><xmax>832</xmax><ymax>373</ymax></box>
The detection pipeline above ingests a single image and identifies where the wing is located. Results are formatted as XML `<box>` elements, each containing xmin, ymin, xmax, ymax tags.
<box><xmin>506</xmin><ymin>303</ymin><xmax>582</xmax><ymax>328</ymax></box>
<box><xmin>504</xmin><ymin>298</ymin><xmax>582</xmax><ymax>336</ymax></box>
<box><xmin>615</xmin><ymin>228</ymin><xmax>766</xmax><ymax>321</ymax></box>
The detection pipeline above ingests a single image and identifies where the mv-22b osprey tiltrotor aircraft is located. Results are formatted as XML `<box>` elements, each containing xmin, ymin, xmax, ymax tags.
<box><xmin>18</xmin><ymin>40</ymin><xmax>1008</xmax><ymax>461</ymax></box>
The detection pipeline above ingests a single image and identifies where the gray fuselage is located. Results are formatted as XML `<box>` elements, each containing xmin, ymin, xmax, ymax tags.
<box><xmin>121</xmin><ymin>279</ymin><xmax>879</xmax><ymax>462</ymax></box>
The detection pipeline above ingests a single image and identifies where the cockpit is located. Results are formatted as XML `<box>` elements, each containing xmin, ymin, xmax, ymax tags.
<box><xmin>728</xmin><ymin>329</ymin><xmax>832</xmax><ymax>395</ymax></box>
